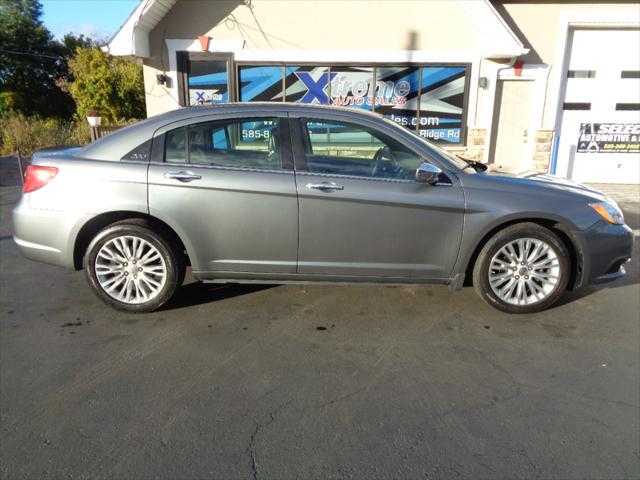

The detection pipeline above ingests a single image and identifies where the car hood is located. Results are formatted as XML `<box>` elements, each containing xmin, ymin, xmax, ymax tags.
<box><xmin>476</xmin><ymin>168</ymin><xmax>610</xmax><ymax>202</ymax></box>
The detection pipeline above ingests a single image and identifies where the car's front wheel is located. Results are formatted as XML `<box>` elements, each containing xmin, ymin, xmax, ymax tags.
<box><xmin>473</xmin><ymin>223</ymin><xmax>570</xmax><ymax>313</ymax></box>
<box><xmin>84</xmin><ymin>222</ymin><xmax>185</xmax><ymax>313</ymax></box>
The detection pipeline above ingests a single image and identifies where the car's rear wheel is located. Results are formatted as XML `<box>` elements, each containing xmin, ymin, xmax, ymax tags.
<box><xmin>472</xmin><ymin>223</ymin><xmax>570</xmax><ymax>313</ymax></box>
<box><xmin>84</xmin><ymin>222</ymin><xmax>185</xmax><ymax>313</ymax></box>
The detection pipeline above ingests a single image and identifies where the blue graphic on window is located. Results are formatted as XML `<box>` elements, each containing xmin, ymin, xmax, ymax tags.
<box><xmin>238</xmin><ymin>66</ymin><xmax>284</xmax><ymax>102</ymax></box>
<box><xmin>212</xmin><ymin>129</ymin><xmax>228</xmax><ymax>149</ymax></box>
<box><xmin>190</xmin><ymin>59</ymin><xmax>468</xmax><ymax>144</ymax></box>
<box><xmin>188</xmin><ymin>60</ymin><xmax>229</xmax><ymax>105</ymax></box>
<box><xmin>285</xmin><ymin>67</ymin><xmax>330</xmax><ymax>104</ymax></box>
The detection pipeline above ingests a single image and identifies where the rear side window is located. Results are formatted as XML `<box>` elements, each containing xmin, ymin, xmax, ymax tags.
<box><xmin>163</xmin><ymin>117</ymin><xmax>284</xmax><ymax>170</ymax></box>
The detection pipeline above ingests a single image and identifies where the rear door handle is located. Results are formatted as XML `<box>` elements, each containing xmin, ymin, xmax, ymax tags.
<box><xmin>164</xmin><ymin>171</ymin><xmax>202</xmax><ymax>182</ymax></box>
<box><xmin>306</xmin><ymin>182</ymin><xmax>344</xmax><ymax>192</ymax></box>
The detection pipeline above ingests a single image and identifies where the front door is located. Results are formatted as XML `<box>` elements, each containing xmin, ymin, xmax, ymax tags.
<box><xmin>148</xmin><ymin>113</ymin><xmax>298</xmax><ymax>276</ymax></box>
<box><xmin>291</xmin><ymin>116</ymin><xmax>465</xmax><ymax>280</ymax></box>
<box><xmin>490</xmin><ymin>80</ymin><xmax>535</xmax><ymax>171</ymax></box>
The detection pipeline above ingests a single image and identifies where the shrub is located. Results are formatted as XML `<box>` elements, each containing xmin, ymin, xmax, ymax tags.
<box><xmin>58</xmin><ymin>47</ymin><xmax>146</xmax><ymax>124</ymax></box>
<box><xmin>0</xmin><ymin>112</ymin><xmax>91</xmax><ymax>158</ymax></box>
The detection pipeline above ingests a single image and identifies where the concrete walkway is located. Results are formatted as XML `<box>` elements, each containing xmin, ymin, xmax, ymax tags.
<box><xmin>588</xmin><ymin>184</ymin><xmax>640</xmax><ymax>204</ymax></box>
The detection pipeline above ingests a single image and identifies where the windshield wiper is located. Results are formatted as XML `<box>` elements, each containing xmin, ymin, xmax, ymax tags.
<box><xmin>459</xmin><ymin>157</ymin><xmax>488</xmax><ymax>172</ymax></box>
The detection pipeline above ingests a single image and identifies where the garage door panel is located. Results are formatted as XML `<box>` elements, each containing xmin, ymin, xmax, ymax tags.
<box><xmin>557</xmin><ymin>28</ymin><xmax>640</xmax><ymax>184</ymax></box>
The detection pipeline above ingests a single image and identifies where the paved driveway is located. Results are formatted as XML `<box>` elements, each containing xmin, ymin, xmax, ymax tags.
<box><xmin>1</xmin><ymin>161</ymin><xmax>638</xmax><ymax>479</ymax></box>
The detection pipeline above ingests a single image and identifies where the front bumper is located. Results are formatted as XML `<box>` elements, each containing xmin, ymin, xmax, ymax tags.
<box><xmin>573</xmin><ymin>221</ymin><xmax>634</xmax><ymax>288</ymax></box>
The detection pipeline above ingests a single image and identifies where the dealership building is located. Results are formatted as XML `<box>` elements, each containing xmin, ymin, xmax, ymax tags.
<box><xmin>106</xmin><ymin>0</ymin><xmax>640</xmax><ymax>184</ymax></box>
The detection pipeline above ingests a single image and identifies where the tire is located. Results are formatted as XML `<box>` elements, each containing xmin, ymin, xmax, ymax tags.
<box><xmin>84</xmin><ymin>222</ymin><xmax>186</xmax><ymax>313</ymax></box>
<box><xmin>472</xmin><ymin>222</ymin><xmax>570</xmax><ymax>314</ymax></box>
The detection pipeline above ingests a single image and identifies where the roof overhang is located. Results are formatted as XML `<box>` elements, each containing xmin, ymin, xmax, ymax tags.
<box><xmin>103</xmin><ymin>0</ymin><xmax>177</xmax><ymax>57</ymax></box>
<box><xmin>104</xmin><ymin>0</ymin><xmax>527</xmax><ymax>59</ymax></box>
<box><xmin>457</xmin><ymin>0</ymin><xmax>528</xmax><ymax>58</ymax></box>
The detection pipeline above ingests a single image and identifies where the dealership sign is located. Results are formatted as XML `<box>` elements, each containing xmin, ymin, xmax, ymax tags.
<box><xmin>577</xmin><ymin>123</ymin><xmax>640</xmax><ymax>153</ymax></box>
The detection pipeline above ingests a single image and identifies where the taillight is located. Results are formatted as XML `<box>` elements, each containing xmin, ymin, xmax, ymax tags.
<box><xmin>23</xmin><ymin>165</ymin><xmax>58</xmax><ymax>193</ymax></box>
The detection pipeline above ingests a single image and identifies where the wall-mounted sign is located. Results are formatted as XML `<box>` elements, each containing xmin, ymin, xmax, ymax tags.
<box><xmin>577</xmin><ymin>123</ymin><xmax>640</xmax><ymax>153</ymax></box>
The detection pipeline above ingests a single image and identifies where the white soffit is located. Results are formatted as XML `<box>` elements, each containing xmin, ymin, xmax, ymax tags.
<box><xmin>105</xmin><ymin>0</ymin><xmax>527</xmax><ymax>59</ymax></box>
<box><xmin>103</xmin><ymin>0</ymin><xmax>177</xmax><ymax>57</ymax></box>
<box><xmin>456</xmin><ymin>0</ymin><xmax>528</xmax><ymax>58</ymax></box>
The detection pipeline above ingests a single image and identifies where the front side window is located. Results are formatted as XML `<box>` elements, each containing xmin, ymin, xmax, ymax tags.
<box><xmin>164</xmin><ymin>117</ymin><xmax>283</xmax><ymax>170</ymax></box>
<box><xmin>300</xmin><ymin>119</ymin><xmax>421</xmax><ymax>180</ymax></box>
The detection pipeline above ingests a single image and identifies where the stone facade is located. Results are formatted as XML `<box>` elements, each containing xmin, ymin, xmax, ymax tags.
<box><xmin>461</xmin><ymin>128</ymin><xmax>487</xmax><ymax>162</ymax></box>
<box><xmin>533</xmin><ymin>129</ymin><xmax>554</xmax><ymax>172</ymax></box>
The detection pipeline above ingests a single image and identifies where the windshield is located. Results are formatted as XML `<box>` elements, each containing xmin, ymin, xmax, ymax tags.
<box><xmin>381</xmin><ymin>117</ymin><xmax>469</xmax><ymax>170</ymax></box>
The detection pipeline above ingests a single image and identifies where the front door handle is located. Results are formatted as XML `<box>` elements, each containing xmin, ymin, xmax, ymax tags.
<box><xmin>306</xmin><ymin>182</ymin><xmax>344</xmax><ymax>192</ymax></box>
<box><xmin>164</xmin><ymin>171</ymin><xmax>202</xmax><ymax>182</ymax></box>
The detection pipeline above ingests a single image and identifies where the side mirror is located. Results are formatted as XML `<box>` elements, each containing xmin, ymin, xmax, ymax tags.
<box><xmin>416</xmin><ymin>161</ymin><xmax>443</xmax><ymax>185</ymax></box>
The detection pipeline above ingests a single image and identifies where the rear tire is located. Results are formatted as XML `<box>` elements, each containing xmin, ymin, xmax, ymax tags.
<box><xmin>472</xmin><ymin>223</ymin><xmax>570</xmax><ymax>314</ymax></box>
<box><xmin>84</xmin><ymin>222</ymin><xmax>185</xmax><ymax>313</ymax></box>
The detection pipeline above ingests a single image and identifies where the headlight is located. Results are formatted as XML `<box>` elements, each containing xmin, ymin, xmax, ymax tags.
<box><xmin>589</xmin><ymin>202</ymin><xmax>625</xmax><ymax>225</ymax></box>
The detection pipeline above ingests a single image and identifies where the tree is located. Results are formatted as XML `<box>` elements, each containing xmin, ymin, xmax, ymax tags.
<box><xmin>0</xmin><ymin>0</ymin><xmax>74</xmax><ymax>117</ymax></box>
<box><xmin>59</xmin><ymin>47</ymin><xmax>146</xmax><ymax>123</ymax></box>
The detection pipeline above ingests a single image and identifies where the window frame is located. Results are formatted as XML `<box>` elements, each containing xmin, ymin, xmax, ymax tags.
<box><xmin>151</xmin><ymin>114</ymin><xmax>294</xmax><ymax>172</ymax></box>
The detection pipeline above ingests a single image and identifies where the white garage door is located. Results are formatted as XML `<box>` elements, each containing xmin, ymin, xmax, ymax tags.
<box><xmin>556</xmin><ymin>28</ymin><xmax>640</xmax><ymax>184</ymax></box>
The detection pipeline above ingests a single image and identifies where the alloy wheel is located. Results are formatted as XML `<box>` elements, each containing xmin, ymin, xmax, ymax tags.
<box><xmin>94</xmin><ymin>235</ymin><xmax>167</xmax><ymax>304</ymax></box>
<box><xmin>488</xmin><ymin>237</ymin><xmax>561</xmax><ymax>306</ymax></box>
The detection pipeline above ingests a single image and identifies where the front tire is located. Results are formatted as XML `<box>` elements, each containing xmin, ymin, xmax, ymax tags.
<box><xmin>472</xmin><ymin>223</ymin><xmax>570</xmax><ymax>314</ymax></box>
<box><xmin>84</xmin><ymin>223</ymin><xmax>185</xmax><ymax>313</ymax></box>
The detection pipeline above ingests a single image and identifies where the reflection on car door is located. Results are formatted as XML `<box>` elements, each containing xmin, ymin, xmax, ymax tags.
<box><xmin>291</xmin><ymin>116</ymin><xmax>465</xmax><ymax>279</ymax></box>
<box><xmin>148</xmin><ymin>113</ymin><xmax>298</xmax><ymax>278</ymax></box>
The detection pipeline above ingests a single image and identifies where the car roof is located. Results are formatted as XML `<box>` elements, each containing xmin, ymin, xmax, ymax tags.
<box><xmin>78</xmin><ymin>102</ymin><xmax>385</xmax><ymax>161</ymax></box>
<box><xmin>156</xmin><ymin>102</ymin><xmax>384</xmax><ymax>121</ymax></box>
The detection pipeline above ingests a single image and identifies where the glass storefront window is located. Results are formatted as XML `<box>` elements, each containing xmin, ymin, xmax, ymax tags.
<box><xmin>284</xmin><ymin>66</ymin><xmax>330</xmax><ymax>104</ymax></box>
<box><xmin>417</xmin><ymin>66</ymin><xmax>467</xmax><ymax>144</ymax></box>
<box><xmin>184</xmin><ymin>55</ymin><xmax>469</xmax><ymax>145</ymax></box>
<box><xmin>329</xmin><ymin>66</ymin><xmax>374</xmax><ymax>110</ymax></box>
<box><xmin>374</xmin><ymin>66</ymin><xmax>420</xmax><ymax>131</ymax></box>
<box><xmin>238</xmin><ymin>66</ymin><xmax>284</xmax><ymax>102</ymax></box>
<box><xmin>187</xmin><ymin>57</ymin><xmax>229</xmax><ymax>105</ymax></box>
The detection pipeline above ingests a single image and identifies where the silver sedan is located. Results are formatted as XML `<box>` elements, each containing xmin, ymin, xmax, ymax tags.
<box><xmin>13</xmin><ymin>103</ymin><xmax>634</xmax><ymax>313</ymax></box>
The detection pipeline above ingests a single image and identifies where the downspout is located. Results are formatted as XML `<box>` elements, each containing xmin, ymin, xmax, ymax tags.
<box><xmin>550</xmin><ymin>132</ymin><xmax>560</xmax><ymax>175</ymax></box>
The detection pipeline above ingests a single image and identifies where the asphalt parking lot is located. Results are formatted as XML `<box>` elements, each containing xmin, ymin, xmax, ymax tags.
<box><xmin>1</xmin><ymin>157</ymin><xmax>639</xmax><ymax>479</ymax></box>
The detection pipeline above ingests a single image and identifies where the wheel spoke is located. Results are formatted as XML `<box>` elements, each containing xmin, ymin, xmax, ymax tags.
<box><xmin>95</xmin><ymin>264</ymin><xmax>120</xmax><ymax>275</ymax></box>
<box><xmin>141</xmin><ymin>274</ymin><xmax>162</xmax><ymax>288</ymax></box>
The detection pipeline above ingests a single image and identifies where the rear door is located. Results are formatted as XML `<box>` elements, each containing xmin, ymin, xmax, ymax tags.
<box><xmin>291</xmin><ymin>115</ymin><xmax>465</xmax><ymax>280</ymax></box>
<box><xmin>148</xmin><ymin>113</ymin><xmax>298</xmax><ymax>277</ymax></box>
